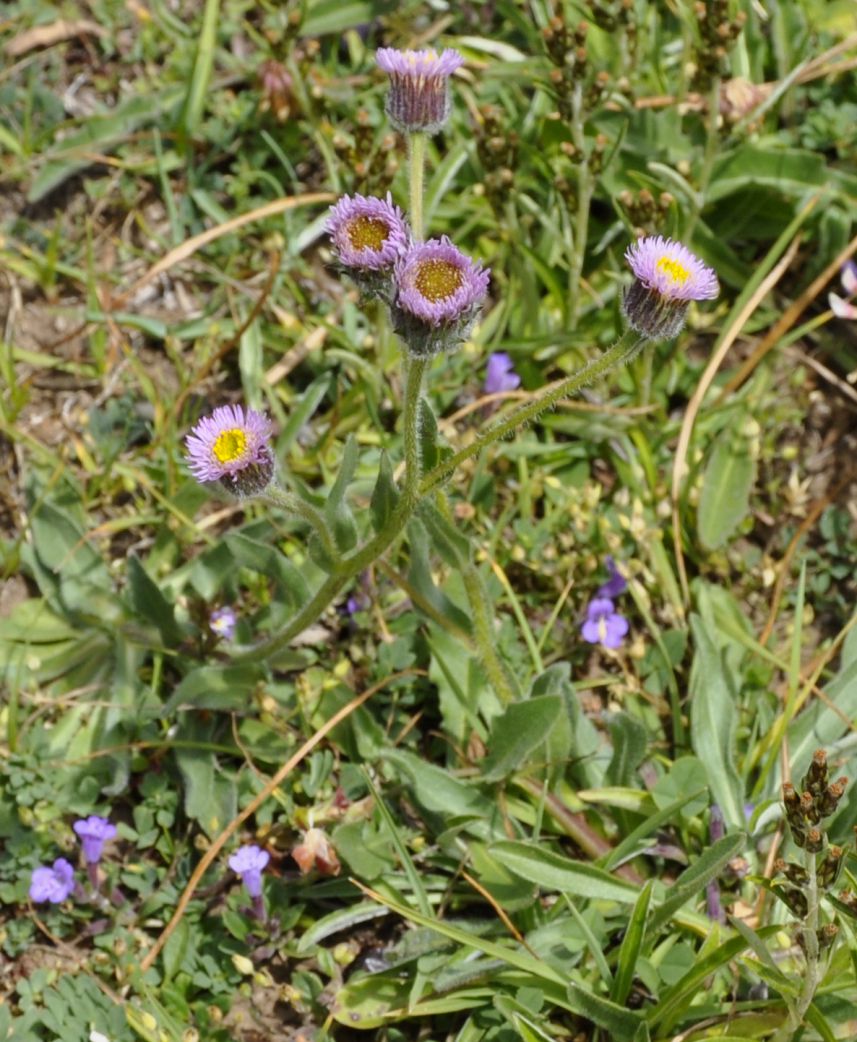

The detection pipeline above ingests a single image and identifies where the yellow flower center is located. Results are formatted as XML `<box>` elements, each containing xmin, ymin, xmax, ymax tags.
<box><xmin>346</xmin><ymin>216</ymin><xmax>390</xmax><ymax>252</ymax></box>
<box><xmin>656</xmin><ymin>256</ymin><xmax>690</xmax><ymax>284</ymax></box>
<box><xmin>414</xmin><ymin>259</ymin><xmax>463</xmax><ymax>302</ymax></box>
<box><xmin>212</xmin><ymin>428</ymin><xmax>247</xmax><ymax>464</ymax></box>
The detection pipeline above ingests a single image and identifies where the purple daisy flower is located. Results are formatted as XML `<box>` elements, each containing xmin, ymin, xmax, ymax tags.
<box><xmin>210</xmin><ymin>605</ymin><xmax>237</xmax><ymax>641</ymax></box>
<box><xmin>327</xmin><ymin>193</ymin><xmax>409</xmax><ymax>272</ymax></box>
<box><xmin>185</xmin><ymin>404</ymin><xmax>275</xmax><ymax>497</ymax></box>
<box><xmin>393</xmin><ymin>237</ymin><xmax>490</xmax><ymax>356</ymax></box>
<box><xmin>29</xmin><ymin>858</ymin><xmax>76</xmax><ymax>903</ymax></box>
<box><xmin>73</xmin><ymin>815</ymin><xmax>117</xmax><ymax>865</ymax></box>
<box><xmin>622</xmin><ymin>235</ymin><xmax>719</xmax><ymax>340</ymax></box>
<box><xmin>596</xmin><ymin>556</ymin><xmax>627</xmax><ymax>599</ymax></box>
<box><xmin>376</xmin><ymin>47</ymin><xmax>464</xmax><ymax>134</ymax></box>
<box><xmin>228</xmin><ymin>844</ymin><xmax>270</xmax><ymax>900</ymax></box>
<box><xmin>581</xmin><ymin>597</ymin><xmax>629</xmax><ymax>650</ymax></box>
<box><xmin>484</xmin><ymin>352</ymin><xmax>521</xmax><ymax>395</ymax></box>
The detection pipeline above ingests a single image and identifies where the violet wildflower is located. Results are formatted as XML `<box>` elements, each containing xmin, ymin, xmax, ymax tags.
<box><xmin>376</xmin><ymin>47</ymin><xmax>464</xmax><ymax>135</ymax></box>
<box><xmin>622</xmin><ymin>235</ymin><xmax>719</xmax><ymax>340</ymax></box>
<box><xmin>229</xmin><ymin>844</ymin><xmax>269</xmax><ymax>898</ymax></box>
<box><xmin>581</xmin><ymin>597</ymin><xmax>629</xmax><ymax>650</ymax></box>
<box><xmin>210</xmin><ymin>605</ymin><xmax>237</xmax><ymax>641</ymax></box>
<box><xmin>29</xmin><ymin>858</ymin><xmax>75</xmax><ymax>904</ymax></box>
<box><xmin>829</xmin><ymin>260</ymin><xmax>857</xmax><ymax>320</ymax></box>
<box><xmin>327</xmin><ymin>193</ymin><xmax>410</xmax><ymax>299</ymax></box>
<box><xmin>185</xmin><ymin>405</ymin><xmax>275</xmax><ymax>497</ymax></box>
<box><xmin>74</xmin><ymin>815</ymin><xmax>117</xmax><ymax>865</ymax></box>
<box><xmin>596</xmin><ymin>556</ymin><xmax>627</xmax><ymax>599</ymax></box>
<box><xmin>393</xmin><ymin>237</ymin><xmax>490</xmax><ymax>356</ymax></box>
<box><xmin>484</xmin><ymin>352</ymin><xmax>521</xmax><ymax>395</ymax></box>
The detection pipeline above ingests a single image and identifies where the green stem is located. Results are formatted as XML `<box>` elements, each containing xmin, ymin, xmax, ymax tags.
<box><xmin>262</xmin><ymin>486</ymin><xmax>339</xmax><ymax>562</ymax></box>
<box><xmin>461</xmin><ymin>562</ymin><xmax>519</xmax><ymax>704</ymax></box>
<box><xmin>568</xmin><ymin>80</ymin><xmax>592</xmax><ymax>330</ymax></box>
<box><xmin>401</xmin><ymin>356</ymin><xmax>428</xmax><ymax>503</ymax></box>
<box><xmin>420</xmin><ymin>330</ymin><xmax>643</xmax><ymax>496</ymax></box>
<box><xmin>408</xmin><ymin>132</ymin><xmax>426</xmax><ymax>240</ymax></box>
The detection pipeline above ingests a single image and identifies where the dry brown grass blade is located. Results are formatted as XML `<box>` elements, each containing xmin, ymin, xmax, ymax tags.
<box><xmin>716</xmin><ymin>229</ymin><xmax>857</xmax><ymax>404</ymax></box>
<box><xmin>670</xmin><ymin>234</ymin><xmax>802</xmax><ymax>601</ymax></box>
<box><xmin>139</xmin><ymin>668</ymin><xmax>418</xmax><ymax>973</ymax></box>
<box><xmin>461</xmin><ymin>869</ymin><xmax>538</xmax><ymax>956</ymax></box>
<box><xmin>121</xmin><ymin>192</ymin><xmax>334</xmax><ymax>301</ymax></box>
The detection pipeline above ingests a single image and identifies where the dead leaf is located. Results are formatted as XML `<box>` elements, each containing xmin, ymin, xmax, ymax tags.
<box><xmin>4</xmin><ymin>19</ymin><xmax>108</xmax><ymax>58</ymax></box>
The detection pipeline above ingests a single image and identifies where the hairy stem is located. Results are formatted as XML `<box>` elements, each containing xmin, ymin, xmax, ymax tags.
<box><xmin>684</xmin><ymin>76</ymin><xmax>721</xmax><ymax>240</ymax></box>
<box><xmin>408</xmin><ymin>131</ymin><xmax>426</xmax><ymax>240</ymax></box>
<box><xmin>420</xmin><ymin>330</ymin><xmax>643</xmax><ymax>496</ymax></box>
<box><xmin>461</xmin><ymin>562</ymin><xmax>519</xmax><ymax>704</ymax></box>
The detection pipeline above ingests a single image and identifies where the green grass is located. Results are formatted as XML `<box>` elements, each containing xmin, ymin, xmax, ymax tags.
<box><xmin>1</xmin><ymin>1</ymin><xmax>857</xmax><ymax>1040</ymax></box>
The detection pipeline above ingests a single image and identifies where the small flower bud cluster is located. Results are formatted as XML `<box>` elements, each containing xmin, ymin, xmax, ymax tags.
<box><xmin>258</xmin><ymin>59</ymin><xmax>294</xmax><ymax>123</ymax></box>
<box><xmin>618</xmin><ymin>188</ymin><xmax>675</xmax><ymax>239</ymax></box>
<box><xmin>690</xmin><ymin>0</ymin><xmax>747</xmax><ymax>91</ymax></box>
<box><xmin>776</xmin><ymin>750</ymin><xmax>851</xmax><ymax>954</ymax></box>
<box><xmin>331</xmin><ymin>110</ymin><xmax>400</xmax><ymax>191</ymax></box>
<box><xmin>475</xmin><ymin>105</ymin><xmax>519</xmax><ymax>212</ymax></box>
<box><xmin>542</xmin><ymin>13</ymin><xmax>590</xmax><ymax>123</ymax></box>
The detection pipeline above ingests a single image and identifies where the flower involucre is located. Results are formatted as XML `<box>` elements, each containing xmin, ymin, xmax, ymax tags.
<box><xmin>327</xmin><ymin>193</ymin><xmax>409</xmax><ymax>272</ymax></box>
<box><xmin>376</xmin><ymin>47</ymin><xmax>464</xmax><ymax>134</ymax></box>
<box><xmin>622</xmin><ymin>235</ymin><xmax>718</xmax><ymax>340</ymax></box>
<box><xmin>185</xmin><ymin>405</ymin><xmax>275</xmax><ymax>497</ymax></box>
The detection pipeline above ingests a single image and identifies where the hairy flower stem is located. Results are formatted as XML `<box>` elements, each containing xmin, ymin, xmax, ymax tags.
<box><xmin>772</xmin><ymin>851</ymin><xmax>820</xmax><ymax>1042</ymax></box>
<box><xmin>262</xmin><ymin>486</ymin><xmax>340</xmax><ymax>564</ymax></box>
<box><xmin>420</xmin><ymin>330</ymin><xmax>643</xmax><ymax>496</ymax></box>
<box><xmin>408</xmin><ymin>132</ymin><xmax>426</xmax><ymax>240</ymax></box>
<box><xmin>568</xmin><ymin>80</ymin><xmax>592</xmax><ymax>330</ymax></box>
<box><xmin>461</xmin><ymin>562</ymin><xmax>518</xmax><ymax>703</ymax></box>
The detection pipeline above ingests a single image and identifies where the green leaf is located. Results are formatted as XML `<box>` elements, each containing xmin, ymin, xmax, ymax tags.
<box><xmin>325</xmin><ymin>435</ymin><xmax>359</xmax><ymax>552</ymax></box>
<box><xmin>406</xmin><ymin>519</ymin><xmax>473</xmax><ymax>634</ymax></box>
<box><xmin>689</xmin><ymin>616</ymin><xmax>744</xmax><ymax>828</ymax></box>
<box><xmin>370</xmin><ymin>450</ymin><xmax>399</xmax><ymax>533</ymax></box>
<box><xmin>651</xmin><ymin>756</ymin><xmax>709</xmax><ymax>820</ymax></box>
<box><xmin>649</xmin><ymin>833</ymin><xmax>746</xmax><ymax>932</ymax></box>
<box><xmin>708</xmin><ymin>145</ymin><xmax>828</xmax><ymax>202</ymax></box>
<box><xmin>301</xmin><ymin>0</ymin><xmax>395</xmax><ymax>36</ymax></box>
<box><xmin>125</xmin><ymin>555</ymin><xmax>182</xmax><ymax>647</ymax></box>
<box><xmin>383</xmin><ymin>749</ymin><xmax>495</xmax><ymax>821</ymax></box>
<box><xmin>600</xmin><ymin>787</ymin><xmax>706</xmax><ymax>871</ymax></box>
<box><xmin>490</xmin><ymin>841</ymin><xmax>639</xmax><ymax>903</ymax></box>
<box><xmin>174</xmin><ymin>746</ymin><xmax>237</xmax><ymax>839</ymax></box>
<box><xmin>417</xmin><ymin>397</ymin><xmax>441</xmax><ymax>472</ymax></box>
<box><xmin>162</xmin><ymin>919</ymin><xmax>191</xmax><ymax>983</ymax></box>
<box><xmin>418</xmin><ymin>501</ymin><xmax>472</xmax><ymax>570</ymax></box>
<box><xmin>565</xmin><ymin>983</ymin><xmax>643</xmax><ymax>1041</ymax></box>
<box><xmin>160</xmin><ymin>663</ymin><xmax>265</xmax><ymax>715</ymax></box>
<box><xmin>296</xmin><ymin>902</ymin><xmax>390</xmax><ymax>954</ymax></box>
<box><xmin>482</xmin><ymin>696</ymin><xmax>564</xmax><ymax>781</ymax></box>
<box><xmin>605</xmin><ymin>712</ymin><xmax>648</xmax><ymax>787</ymax></box>
<box><xmin>611</xmin><ymin>881</ymin><xmax>653</xmax><ymax>1005</ymax></box>
<box><xmin>787</xmin><ymin>655</ymin><xmax>857</xmax><ymax>783</ymax></box>
<box><xmin>648</xmin><ymin>925</ymin><xmax>780</xmax><ymax>1030</ymax></box>
<box><xmin>697</xmin><ymin>426</ymin><xmax>756</xmax><ymax>549</ymax></box>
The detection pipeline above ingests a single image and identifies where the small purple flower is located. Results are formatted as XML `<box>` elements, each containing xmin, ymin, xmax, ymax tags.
<box><xmin>596</xmin><ymin>556</ymin><xmax>627</xmax><ymax>599</ymax></box>
<box><xmin>327</xmin><ymin>193</ymin><xmax>409</xmax><ymax>272</ymax></box>
<box><xmin>393</xmin><ymin>237</ymin><xmax>490</xmax><ymax>356</ymax></box>
<box><xmin>829</xmin><ymin>260</ymin><xmax>857</xmax><ymax>319</ymax></box>
<box><xmin>581</xmin><ymin>597</ymin><xmax>629</xmax><ymax>650</ymax></box>
<box><xmin>484</xmin><ymin>352</ymin><xmax>521</xmax><ymax>395</ymax></box>
<box><xmin>73</xmin><ymin>816</ymin><xmax>117</xmax><ymax>864</ymax></box>
<box><xmin>29</xmin><ymin>858</ymin><xmax>75</xmax><ymax>903</ymax></box>
<box><xmin>185</xmin><ymin>405</ymin><xmax>275</xmax><ymax>497</ymax></box>
<box><xmin>210</xmin><ymin>606</ymin><xmax>237</xmax><ymax>641</ymax></box>
<box><xmin>376</xmin><ymin>47</ymin><xmax>464</xmax><ymax>134</ymax></box>
<box><xmin>228</xmin><ymin>844</ymin><xmax>270</xmax><ymax>899</ymax></box>
<box><xmin>622</xmin><ymin>235</ymin><xmax>719</xmax><ymax>340</ymax></box>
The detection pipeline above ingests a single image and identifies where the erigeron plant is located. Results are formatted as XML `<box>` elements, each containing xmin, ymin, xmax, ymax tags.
<box><xmin>183</xmin><ymin>45</ymin><xmax>719</xmax><ymax>686</ymax></box>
